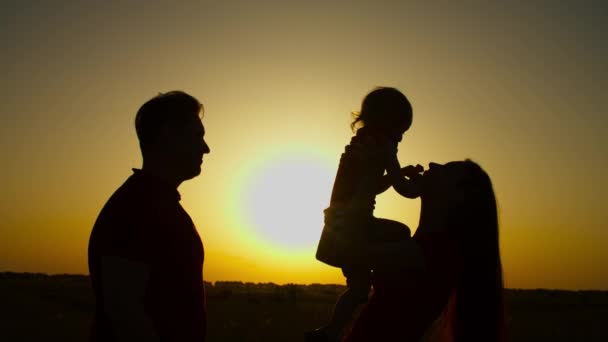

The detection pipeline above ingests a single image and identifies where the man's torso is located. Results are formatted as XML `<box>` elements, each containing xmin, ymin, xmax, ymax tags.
<box><xmin>88</xmin><ymin>170</ymin><xmax>206</xmax><ymax>341</ymax></box>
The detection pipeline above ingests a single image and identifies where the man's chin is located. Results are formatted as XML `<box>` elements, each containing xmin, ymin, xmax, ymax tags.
<box><xmin>182</xmin><ymin>166</ymin><xmax>202</xmax><ymax>181</ymax></box>
<box><xmin>191</xmin><ymin>167</ymin><xmax>202</xmax><ymax>178</ymax></box>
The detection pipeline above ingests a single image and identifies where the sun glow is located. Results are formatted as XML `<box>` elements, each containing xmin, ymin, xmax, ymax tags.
<box><xmin>242</xmin><ymin>155</ymin><xmax>335</xmax><ymax>251</ymax></box>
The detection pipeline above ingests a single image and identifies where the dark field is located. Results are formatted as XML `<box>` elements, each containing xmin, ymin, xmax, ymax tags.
<box><xmin>1</xmin><ymin>273</ymin><xmax>607</xmax><ymax>341</ymax></box>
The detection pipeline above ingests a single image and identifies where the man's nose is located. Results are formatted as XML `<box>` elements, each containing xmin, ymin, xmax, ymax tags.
<box><xmin>202</xmin><ymin>142</ymin><xmax>211</xmax><ymax>154</ymax></box>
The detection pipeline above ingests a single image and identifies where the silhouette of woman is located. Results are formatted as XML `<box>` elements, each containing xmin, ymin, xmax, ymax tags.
<box><xmin>344</xmin><ymin>160</ymin><xmax>507</xmax><ymax>342</ymax></box>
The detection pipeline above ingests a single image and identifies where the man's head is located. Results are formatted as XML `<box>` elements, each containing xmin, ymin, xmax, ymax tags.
<box><xmin>135</xmin><ymin>91</ymin><xmax>210</xmax><ymax>182</ymax></box>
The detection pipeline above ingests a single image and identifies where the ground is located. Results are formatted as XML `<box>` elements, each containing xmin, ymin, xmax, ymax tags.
<box><xmin>1</xmin><ymin>273</ymin><xmax>606</xmax><ymax>341</ymax></box>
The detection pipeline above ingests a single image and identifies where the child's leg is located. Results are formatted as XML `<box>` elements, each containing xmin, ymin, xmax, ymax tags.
<box><xmin>324</xmin><ymin>268</ymin><xmax>371</xmax><ymax>339</ymax></box>
<box><xmin>370</xmin><ymin>218</ymin><xmax>411</xmax><ymax>242</ymax></box>
<box><xmin>366</xmin><ymin>218</ymin><xmax>425</xmax><ymax>272</ymax></box>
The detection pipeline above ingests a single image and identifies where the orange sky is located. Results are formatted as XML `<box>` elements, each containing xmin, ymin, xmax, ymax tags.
<box><xmin>1</xmin><ymin>1</ymin><xmax>606</xmax><ymax>290</ymax></box>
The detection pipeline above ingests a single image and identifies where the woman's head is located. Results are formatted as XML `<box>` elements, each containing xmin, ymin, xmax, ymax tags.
<box><xmin>351</xmin><ymin>87</ymin><xmax>413</xmax><ymax>142</ymax></box>
<box><xmin>421</xmin><ymin>160</ymin><xmax>506</xmax><ymax>342</ymax></box>
<box><xmin>420</xmin><ymin>161</ymin><xmax>496</xmax><ymax>230</ymax></box>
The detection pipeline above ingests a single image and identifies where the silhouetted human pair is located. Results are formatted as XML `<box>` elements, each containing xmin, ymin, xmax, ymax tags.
<box><xmin>307</xmin><ymin>88</ymin><xmax>506</xmax><ymax>342</ymax></box>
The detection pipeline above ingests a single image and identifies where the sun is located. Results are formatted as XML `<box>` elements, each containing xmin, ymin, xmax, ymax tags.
<box><xmin>243</xmin><ymin>155</ymin><xmax>335</xmax><ymax>250</ymax></box>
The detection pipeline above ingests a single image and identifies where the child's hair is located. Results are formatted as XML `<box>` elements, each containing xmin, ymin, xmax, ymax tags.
<box><xmin>351</xmin><ymin>87</ymin><xmax>413</xmax><ymax>132</ymax></box>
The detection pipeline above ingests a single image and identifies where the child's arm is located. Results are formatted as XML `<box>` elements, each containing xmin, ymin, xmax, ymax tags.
<box><xmin>375</xmin><ymin>165</ymin><xmax>423</xmax><ymax>195</ymax></box>
<box><xmin>375</xmin><ymin>175</ymin><xmax>393</xmax><ymax>195</ymax></box>
<box><xmin>383</xmin><ymin>144</ymin><xmax>422</xmax><ymax>198</ymax></box>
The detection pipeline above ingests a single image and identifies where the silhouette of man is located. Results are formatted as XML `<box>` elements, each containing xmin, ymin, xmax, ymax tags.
<box><xmin>88</xmin><ymin>91</ymin><xmax>211</xmax><ymax>341</ymax></box>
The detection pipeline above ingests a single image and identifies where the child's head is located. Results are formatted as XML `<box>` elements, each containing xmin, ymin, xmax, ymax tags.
<box><xmin>351</xmin><ymin>87</ymin><xmax>413</xmax><ymax>142</ymax></box>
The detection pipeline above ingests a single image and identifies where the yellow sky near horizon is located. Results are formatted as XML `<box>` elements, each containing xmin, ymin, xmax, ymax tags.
<box><xmin>1</xmin><ymin>1</ymin><xmax>606</xmax><ymax>290</ymax></box>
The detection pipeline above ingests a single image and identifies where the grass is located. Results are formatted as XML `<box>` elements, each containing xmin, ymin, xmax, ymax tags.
<box><xmin>1</xmin><ymin>272</ymin><xmax>607</xmax><ymax>341</ymax></box>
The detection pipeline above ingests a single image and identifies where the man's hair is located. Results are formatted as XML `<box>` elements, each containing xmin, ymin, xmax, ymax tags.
<box><xmin>135</xmin><ymin>91</ymin><xmax>203</xmax><ymax>153</ymax></box>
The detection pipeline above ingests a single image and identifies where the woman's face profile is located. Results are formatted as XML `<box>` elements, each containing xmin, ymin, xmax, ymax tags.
<box><xmin>422</xmin><ymin>162</ymin><xmax>469</xmax><ymax>207</ymax></box>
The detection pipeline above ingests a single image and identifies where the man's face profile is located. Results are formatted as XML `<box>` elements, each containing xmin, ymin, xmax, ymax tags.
<box><xmin>161</xmin><ymin>116</ymin><xmax>209</xmax><ymax>181</ymax></box>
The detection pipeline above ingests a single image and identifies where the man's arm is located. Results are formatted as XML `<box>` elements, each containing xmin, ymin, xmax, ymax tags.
<box><xmin>101</xmin><ymin>256</ymin><xmax>161</xmax><ymax>342</ymax></box>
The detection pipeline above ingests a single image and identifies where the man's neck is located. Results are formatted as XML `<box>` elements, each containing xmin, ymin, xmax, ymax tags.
<box><xmin>141</xmin><ymin>161</ymin><xmax>182</xmax><ymax>189</ymax></box>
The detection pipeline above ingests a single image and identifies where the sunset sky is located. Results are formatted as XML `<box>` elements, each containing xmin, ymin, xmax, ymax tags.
<box><xmin>1</xmin><ymin>1</ymin><xmax>606</xmax><ymax>290</ymax></box>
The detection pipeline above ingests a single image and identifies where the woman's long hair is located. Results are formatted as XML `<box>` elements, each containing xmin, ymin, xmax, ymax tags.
<box><xmin>433</xmin><ymin>160</ymin><xmax>506</xmax><ymax>342</ymax></box>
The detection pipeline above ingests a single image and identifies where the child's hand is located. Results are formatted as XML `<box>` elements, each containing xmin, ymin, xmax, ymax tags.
<box><xmin>401</xmin><ymin>164</ymin><xmax>424</xmax><ymax>180</ymax></box>
<box><xmin>398</xmin><ymin>165</ymin><xmax>424</xmax><ymax>198</ymax></box>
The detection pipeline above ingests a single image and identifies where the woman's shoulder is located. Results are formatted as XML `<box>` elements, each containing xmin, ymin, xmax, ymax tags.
<box><xmin>413</xmin><ymin>231</ymin><xmax>462</xmax><ymax>267</ymax></box>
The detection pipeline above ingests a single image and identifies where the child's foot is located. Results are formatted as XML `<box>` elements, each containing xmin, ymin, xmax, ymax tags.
<box><xmin>304</xmin><ymin>327</ymin><xmax>339</xmax><ymax>342</ymax></box>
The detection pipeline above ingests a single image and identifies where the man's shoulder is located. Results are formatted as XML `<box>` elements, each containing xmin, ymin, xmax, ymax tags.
<box><xmin>92</xmin><ymin>176</ymin><xmax>170</xmax><ymax>245</ymax></box>
<box><xmin>96</xmin><ymin>175</ymin><xmax>152</xmax><ymax>219</ymax></box>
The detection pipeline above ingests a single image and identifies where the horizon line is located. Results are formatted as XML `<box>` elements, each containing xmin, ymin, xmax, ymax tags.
<box><xmin>1</xmin><ymin>271</ymin><xmax>606</xmax><ymax>292</ymax></box>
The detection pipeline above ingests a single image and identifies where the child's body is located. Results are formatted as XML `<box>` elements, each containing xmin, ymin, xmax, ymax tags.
<box><xmin>308</xmin><ymin>87</ymin><xmax>421</xmax><ymax>342</ymax></box>
<box><xmin>317</xmin><ymin>127</ymin><xmax>413</xmax><ymax>267</ymax></box>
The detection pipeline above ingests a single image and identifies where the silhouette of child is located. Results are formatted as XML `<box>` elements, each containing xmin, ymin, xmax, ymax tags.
<box><xmin>307</xmin><ymin>87</ymin><xmax>422</xmax><ymax>342</ymax></box>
